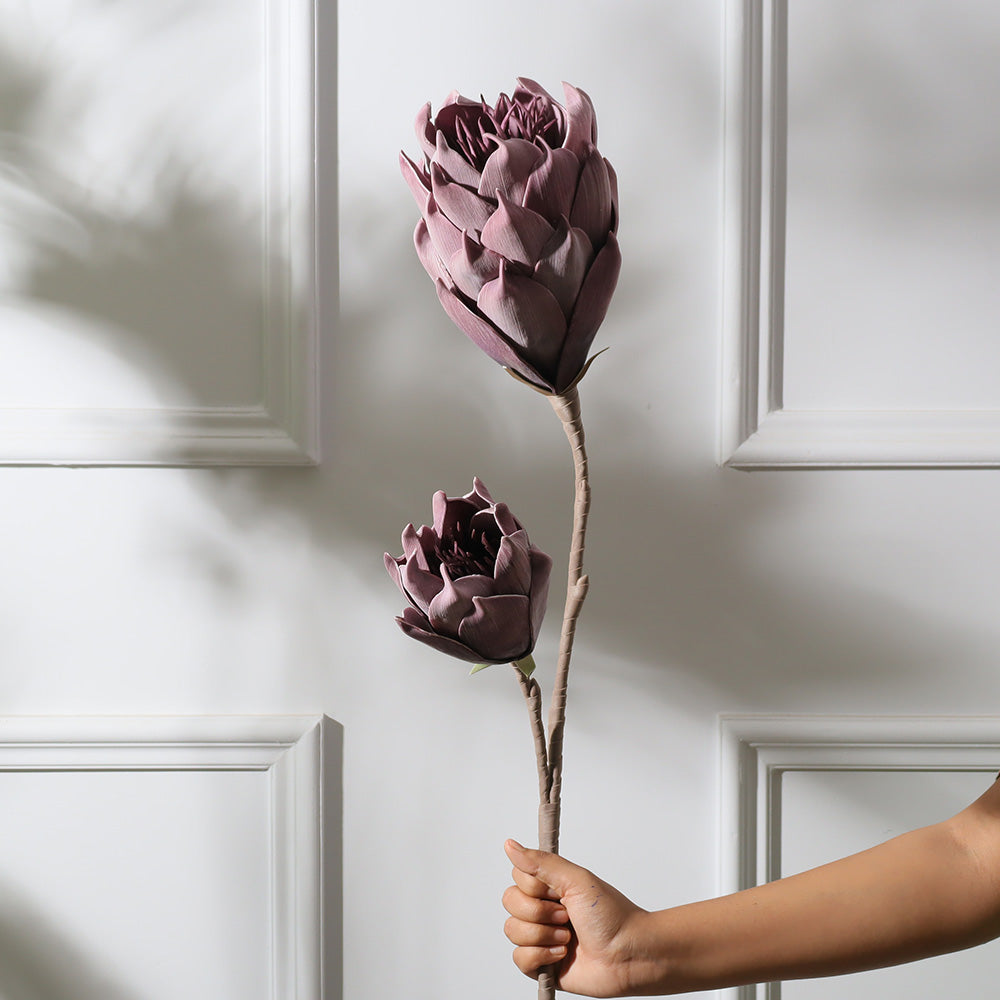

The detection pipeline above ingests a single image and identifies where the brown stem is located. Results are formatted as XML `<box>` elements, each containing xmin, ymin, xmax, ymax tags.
<box><xmin>534</xmin><ymin>386</ymin><xmax>591</xmax><ymax>1000</ymax></box>
<box><xmin>515</xmin><ymin>666</ymin><xmax>550</xmax><ymax>804</ymax></box>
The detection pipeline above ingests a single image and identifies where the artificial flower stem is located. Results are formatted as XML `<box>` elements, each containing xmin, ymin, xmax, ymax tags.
<box><xmin>514</xmin><ymin>665</ymin><xmax>550</xmax><ymax>805</ymax></box>
<box><xmin>535</xmin><ymin>386</ymin><xmax>591</xmax><ymax>1000</ymax></box>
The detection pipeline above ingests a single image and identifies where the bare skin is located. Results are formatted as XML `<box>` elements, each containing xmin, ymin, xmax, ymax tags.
<box><xmin>503</xmin><ymin>777</ymin><xmax>1000</xmax><ymax>996</ymax></box>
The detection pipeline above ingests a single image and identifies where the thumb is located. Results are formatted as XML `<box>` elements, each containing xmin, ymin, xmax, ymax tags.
<box><xmin>505</xmin><ymin>839</ymin><xmax>589</xmax><ymax>899</ymax></box>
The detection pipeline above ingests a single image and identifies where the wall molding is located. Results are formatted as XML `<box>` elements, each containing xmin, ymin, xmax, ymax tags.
<box><xmin>0</xmin><ymin>0</ymin><xmax>319</xmax><ymax>467</ymax></box>
<box><xmin>0</xmin><ymin>715</ymin><xmax>341</xmax><ymax>1000</ymax></box>
<box><xmin>719</xmin><ymin>0</ymin><xmax>1000</xmax><ymax>469</ymax></box>
<box><xmin>718</xmin><ymin>714</ymin><xmax>1000</xmax><ymax>1000</ymax></box>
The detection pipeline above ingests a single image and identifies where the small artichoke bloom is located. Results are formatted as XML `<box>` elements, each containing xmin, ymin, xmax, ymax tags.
<box><xmin>384</xmin><ymin>479</ymin><xmax>552</xmax><ymax>667</ymax></box>
<box><xmin>400</xmin><ymin>78</ymin><xmax>621</xmax><ymax>394</ymax></box>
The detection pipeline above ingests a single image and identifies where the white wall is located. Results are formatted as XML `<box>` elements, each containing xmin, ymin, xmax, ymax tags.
<box><xmin>4</xmin><ymin>0</ymin><xmax>1000</xmax><ymax>997</ymax></box>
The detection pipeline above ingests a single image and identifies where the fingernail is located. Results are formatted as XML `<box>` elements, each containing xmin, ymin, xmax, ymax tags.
<box><xmin>508</xmin><ymin>839</ymin><xmax>525</xmax><ymax>851</ymax></box>
<box><xmin>553</xmin><ymin>908</ymin><xmax>569</xmax><ymax>923</ymax></box>
<box><xmin>554</xmin><ymin>928</ymin><xmax>571</xmax><ymax>944</ymax></box>
<box><xmin>549</xmin><ymin>945</ymin><xmax>567</xmax><ymax>957</ymax></box>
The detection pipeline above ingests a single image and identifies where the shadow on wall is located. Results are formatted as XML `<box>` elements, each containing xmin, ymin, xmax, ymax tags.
<box><xmin>0</xmin><ymin>882</ymin><xmax>137</xmax><ymax>1000</ymax></box>
<box><xmin>0</xmin><ymin>2</ymin><xmax>986</xmax><ymax>711</ymax></box>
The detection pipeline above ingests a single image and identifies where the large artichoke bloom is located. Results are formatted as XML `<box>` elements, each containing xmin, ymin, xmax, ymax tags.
<box><xmin>384</xmin><ymin>479</ymin><xmax>552</xmax><ymax>666</ymax></box>
<box><xmin>400</xmin><ymin>78</ymin><xmax>621</xmax><ymax>394</ymax></box>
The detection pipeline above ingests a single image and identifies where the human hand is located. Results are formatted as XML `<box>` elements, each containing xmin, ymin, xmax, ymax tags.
<box><xmin>502</xmin><ymin>839</ymin><xmax>649</xmax><ymax>998</ymax></box>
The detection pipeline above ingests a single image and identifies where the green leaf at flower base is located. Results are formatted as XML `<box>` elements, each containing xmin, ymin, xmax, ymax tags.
<box><xmin>513</xmin><ymin>654</ymin><xmax>536</xmax><ymax>678</ymax></box>
<box><xmin>469</xmin><ymin>663</ymin><xmax>491</xmax><ymax>675</ymax></box>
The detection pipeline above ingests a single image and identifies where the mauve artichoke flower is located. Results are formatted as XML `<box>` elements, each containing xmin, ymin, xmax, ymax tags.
<box><xmin>400</xmin><ymin>78</ymin><xmax>621</xmax><ymax>394</ymax></box>
<box><xmin>384</xmin><ymin>479</ymin><xmax>552</xmax><ymax>668</ymax></box>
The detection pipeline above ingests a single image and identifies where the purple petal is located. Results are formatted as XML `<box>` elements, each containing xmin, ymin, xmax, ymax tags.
<box><xmin>458</xmin><ymin>594</ymin><xmax>533</xmax><ymax>663</ymax></box>
<box><xmin>433</xmin><ymin>280</ymin><xmax>555</xmax><ymax>391</ymax></box>
<box><xmin>493</xmin><ymin>531</ymin><xmax>531</xmax><ymax>595</ymax></box>
<box><xmin>384</xmin><ymin>552</ymin><xmax>404</xmax><ymax>593</ymax></box>
<box><xmin>478</xmin><ymin>138</ymin><xmax>544</xmax><ymax>205</ymax></box>
<box><xmin>479</xmin><ymin>191</ymin><xmax>554</xmax><ymax>268</ymax></box>
<box><xmin>414</xmin><ymin>221</ymin><xmax>451</xmax><ymax>286</ymax></box>
<box><xmin>396</xmin><ymin>607</ymin><xmax>485</xmax><ymax>664</ymax></box>
<box><xmin>606</xmin><ymin>158</ymin><xmax>619</xmax><ymax>234</ymax></box>
<box><xmin>399</xmin><ymin>151</ymin><xmax>431</xmax><ymax>211</ymax></box>
<box><xmin>433</xmin><ymin>129</ymin><xmax>482</xmax><ymax>190</ymax></box>
<box><xmin>432</xmin><ymin>163</ymin><xmax>494</xmax><ymax>234</ymax></box>
<box><xmin>400</xmin><ymin>560</ymin><xmax>445</xmax><ymax>615</ymax></box>
<box><xmin>467</xmin><ymin>478</ymin><xmax>495</xmax><ymax>506</ymax></box>
<box><xmin>401</xmin><ymin>524</ymin><xmax>426</xmax><ymax>567</ymax></box>
<box><xmin>490</xmin><ymin>501</ymin><xmax>521</xmax><ymax>537</ymax></box>
<box><xmin>569</xmin><ymin>146</ymin><xmax>613</xmax><ymax>249</ymax></box>
<box><xmin>533</xmin><ymin>218</ymin><xmax>593</xmax><ymax>318</ymax></box>
<box><xmin>447</xmin><ymin>231</ymin><xmax>501</xmax><ymax>299</ymax></box>
<box><xmin>555</xmin><ymin>231</ymin><xmax>621</xmax><ymax>391</ymax></box>
<box><xmin>428</xmin><ymin>569</ymin><xmax>495</xmax><ymax>636</ymax></box>
<box><xmin>561</xmin><ymin>82</ymin><xmax>598</xmax><ymax>157</ymax></box>
<box><xmin>424</xmin><ymin>196</ymin><xmax>464</xmax><ymax>263</ymax></box>
<box><xmin>514</xmin><ymin>77</ymin><xmax>560</xmax><ymax>104</ymax></box>
<box><xmin>522</xmin><ymin>146</ymin><xmax>579</xmax><ymax>224</ymax></box>
<box><xmin>477</xmin><ymin>265</ymin><xmax>567</xmax><ymax>378</ymax></box>
<box><xmin>414</xmin><ymin>103</ymin><xmax>436</xmax><ymax>161</ymax></box>
<box><xmin>527</xmin><ymin>548</ymin><xmax>553</xmax><ymax>645</ymax></box>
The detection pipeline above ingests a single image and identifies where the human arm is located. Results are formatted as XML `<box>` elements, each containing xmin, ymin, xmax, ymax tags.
<box><xmin>502</xmin><ymin>777</ymin><xmax>1000</xmax><ymax>996</ymax></box>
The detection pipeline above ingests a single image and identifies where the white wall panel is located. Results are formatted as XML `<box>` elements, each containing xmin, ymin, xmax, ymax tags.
<box><xmin>721</xmin><ymin>0</ymin><xmax>1000</xmax><ymax>468</ymax></box>
<box><xmin>0</xmin><ymin>716</ymin><xmax>341</xmax><ymax>1000</ymax></box>
<box><xmin>0</xmin><ymin>0</ymin><xmax>318</xmax><ymax>464</ymax></box>
<box><xmin>720</xmin><ymin>716</ymin><xmax>1000</xmax><ymax>1000</ymax></box>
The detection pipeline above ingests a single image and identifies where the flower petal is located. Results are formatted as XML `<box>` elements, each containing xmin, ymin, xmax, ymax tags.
<box><xmin>569</xmin><ymin>146</ymin><xmax>613</xmax><ymax>249</ymax></box>
<box><xmin>478</xmin><ymin>138</ymin><xmax>544</xmax><ymax>205</ymax></box>
<box><xmin>522</xmin><ymin>145</ymin><xmax>579</xmax><ymax>223</ymax></box>
<box><xmin>447</xmin><ymin>230</ymin><xmax>501</xmax><ymax>299</ymax></box>
<box><xmin>396</xmin><ymin>607</ymin><xmax>485</xmax><ymax>664</ymax></box>
<box><xmin>414</xmin><ymin>220</ymin><xmax>451</xmax><ymax>286</ymax></box>
<box><xmin>432</xmin><ymin>163</ymin><xmax>494</xmax><ymax>234</ymax></box>
<box><xmin>555</xmin><ymin>231</ymin><xmax>621</xmax><ymax>391</ymax></box>
<box><xmin>424</xmin><ymin>196</ymin><xmax>464</xmax><ymax>263</ymax></box>
<box><xmin>561</xmin><ymin>82</ymin><xmax>598</xmax><ymax>157</ymax></box>
<box><xmin>400</xmin><ymin>560</ymin><xmax>445</xmax><ymax>615</ymax></box>
<box><xmin>432</xmin><ymin>129</ymin><xmax>482</xmax><ymax>190</ymax></box>
<box><xmin>606</xmin><ymin>157</ymin><xmax>619</xmax><ymax>235</ymax></box>
<box><xmin>533</xmin><ymin>218</ymin><xmax>593</xmax><ymax>318</ymax></box>
<box><xmin>477</xmin><ymin>265</ymin><xmax>566</xmax><ymax>380</ymax></box>
<box><xmin>479</xmin><ymin>191</ymin><xmax>554</xmax><ymax>268</ymax></box>
<box><xmin>428</xmin><ymin>569</ymin><xmax>495</xmax><ymax>636</ymax></box>
<box><xmin>399</xmin><ymin>151</ymin><xmax>431</xmax><ymax>211</ymax></box>
<box><xmin>493</xmin><ymin>531</ymin><xmax>531</xmax><ymax>595</ymax></box>
<box><xmin>414</xmin><ymin>103</ymin><xmax>436</xmax><ymax>161</ymax></box>
<box><xmin>458</xmin><ymin>594</ymin><xmax>533</xmax><ymax>663</ymax></box>
<box><xmin>527</xmin><ymin>547</ymin><xmax>553</xmax><ymax>645</ymax></box>
<box><xmin>467</xmin><ymin>478</ymin><xmax>495</xmax><ymax>507</ymax></box>
<box><xmin>433</xmin><ymin>280</ymin><xmax>555</xmax><ymax>391</ymax></box>
<box><xmin>490</xmin><ymin>501</ymin><xmax>521</xmax><ymax>537</ymax></box>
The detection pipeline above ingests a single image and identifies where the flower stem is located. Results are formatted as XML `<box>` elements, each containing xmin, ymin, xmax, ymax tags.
<box><xmin>535</xmin><ymin>385</ymin><xmax>591</xmax><ymax>1000</ymax></box>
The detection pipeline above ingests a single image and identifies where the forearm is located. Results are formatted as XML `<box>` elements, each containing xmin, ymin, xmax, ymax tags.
<box><xmin>628</xmin><ymin>807</ymin><xmax>1000</xmax><ymax>995</ymax></box>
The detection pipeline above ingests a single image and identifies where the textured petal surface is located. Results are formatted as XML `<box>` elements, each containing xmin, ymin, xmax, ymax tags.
<box><xmin>555</xmin><ymin>231</ymin><xmax>621</xmax><ymax>391</ymax></box>
<box><xmin>400</xmin><ymin>560</ymin><xmax>445</xmax><ymax>615</ymax></box>
<box><xmin>561</xmin><ymin>82</ymin><xmax>598</xmax><ymax>156</ymax></box>
<box><xmin>414</xmin><ymin>221</ymin><xmax>451</xmax><ymax>286</ymax></box>
<box><xmin>433</xmin><ymin>281</ymin><xmax>554</xmax><ymax>390</ymax></box>
<box><xmin>522</xmin><ymin>146</ymin><xmax>579</xmax><ymax>224</ymax></box>
<box><xmin>428</xmin><ymin>570</ymin><xmax>495</xmax><ymax>636</ymax></box>
<box><xmin>492</xmin><ymin>531</ymin><xmax>531</xmax><ymax>596</ymax></box>
<box><xmin>570</xmin><ymin>146</ymin><xmax>613</xmax><ymax>249</ymax></box>
<box><xmin>396</xmin><ymin>608</ymin><xmax>484</xmax><ymax>664</ymax></box>
<box><xmin>432</xmin><ymin>129</ymin><xmax>482</xmax><ymax>190</ymax></box>
<box><xmin>479</xmin><ymin>192</ymin><xmax>554</xmax><ymax>268</ymax></box>
<box><xmin>399</xmin><ymin>151</ymin><xmax>431</xmax><ymax>211</ymax></box>
<box><xmin>527</xmin><ymin>547</ymin><xmax>553</xmax><ymax>644</ymax></box>
<box><xmin>533</xmin><ymin>218</ymin><xmax>593</xmax><ymax>318</ymax></box>
<box><xmin>478</xmin><ymin>138</ymin><xmax>544</xmax><ymax>205</ymax></box>
<box><xmin>477</xmin><ymin>266</ymin><xmax>566</xmax><ymax>379</ymax></box>
<box><xmin>458</xmin><ymin>593</ymin><xmax>533</xmax><ymax>662</ymax></box>
<box><xmin>414</xmin><ymin>103</ymin><xmax>436</xmax><ymax>161</ymax></box>
<box><xmin>448</xmin><ymin>231</ymin><xmax>501</xmax><ymax>299</ymax></box>
<box><xmin>424</xmin><ymin>197</ymin><xmax>465</xmax><ymax>263</ymax></box>
<box><xmin>432</xmin><ymin>163</ymin><xmax>494</xmax><ymax>234</ymax></box>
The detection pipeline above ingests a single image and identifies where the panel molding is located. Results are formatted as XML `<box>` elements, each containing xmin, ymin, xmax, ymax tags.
<box><xmin>0</xmin><ymin>715</ymin><xmax>342</xmax><ymax>1000</ymax></box>
<box><xmin>718</xmin><ymin>714</ymin><xmax>1000</xmax><ymax>1000</ymax></box>
<box><xmin>0</xmin><ymin>0</ymin><xmax>319</xmax><ymax>467</ymax></box>
<box><xmin>719</xmin><ymin>0</ymin><xmax>1000</xmax><ymax>469</ymax></box>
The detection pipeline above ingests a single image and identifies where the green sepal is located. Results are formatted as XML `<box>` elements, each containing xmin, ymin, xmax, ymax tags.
<box><xmin>469</xmin><ymin>663</ymin><xmax>491</xmax><ymax>675</ymax></box>
<box><xmin>513</xmin><ymin>654</ymin><xmax>536</xmax><ymax>678</ymax></box>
